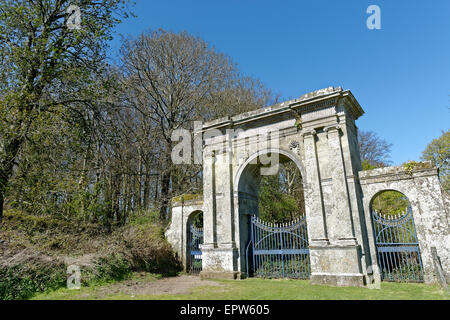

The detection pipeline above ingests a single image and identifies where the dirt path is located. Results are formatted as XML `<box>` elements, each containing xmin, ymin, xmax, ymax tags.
<box><xmin>93</xmin><ymin>274</ymin><xmax>224</xmax><ymax>298</ymax></box>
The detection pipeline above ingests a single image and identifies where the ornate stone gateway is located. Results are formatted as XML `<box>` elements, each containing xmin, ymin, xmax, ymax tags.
<box><xmin>372</xmin><ymin>207</ymin><xmax>424</xmax><ymax>282</ymax></box>
<box><xmin>246</xmin><ymin>216</ymin><xmax>310</xmax><ymax>279</ymax></box>
<box><xmin>166</xmin><ymin>86</ymin><xmax>449</xmax><ymax>287</ymax></box>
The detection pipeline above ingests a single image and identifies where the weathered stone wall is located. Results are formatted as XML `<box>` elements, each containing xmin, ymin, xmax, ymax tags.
<box><xmin>359</xmin><ymin>164</ymin><xmax>449</xmax><ymax>283</ymax></box>
<box><xmin>165</xmin><ymin>198</ymin><xmax>203</xmax><ymax>270</ymax></box>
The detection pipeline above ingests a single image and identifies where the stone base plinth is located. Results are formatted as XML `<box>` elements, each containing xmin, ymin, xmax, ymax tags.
<box><xmin>200</xmin><ymin>271</ymin><xmax>244</xmax><ymax>280</ymax></box>
<box><xmin>310</xmin><ymin>273</ymin><xmax>366</xmax><ymax>287</ymax></box>
<box><xmin>200</xmin><ymin>245</ymin><xmax>241</xmax><ymax>280</ymax></box>
<box><xmin>201</xmin><ymin>246</ymin><xmax>237</xmax><ymax>273</ymax></box>
<box><xmin>309</xmin><ymin>239</ymin><xmax>366</xmax><ymax>287</ymax></box>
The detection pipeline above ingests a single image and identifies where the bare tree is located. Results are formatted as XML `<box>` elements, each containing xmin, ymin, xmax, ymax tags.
<box><xmin>120</xmin><ymin>29</ymin><xmax>274</xmax><ymax>221</ymax></box>
<box><xmin>358</xmin><ymin>130</ymin><xmax>393</xmax><ymax>168</ymax></box>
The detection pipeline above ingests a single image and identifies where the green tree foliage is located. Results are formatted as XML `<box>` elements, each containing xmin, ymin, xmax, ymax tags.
<box><xmin>0</xmin><ymin>0</ymin><xmax>130</xmax><ymax>223</ymax></box>
<box><xmin>0</xmin><ymin>8</ymin><xmax>275</xmax><ymax>227</ymax></box>
<box><xmin>361</xmin><ymin>160</ymin><xmax>377</xmax><ymax>171</ymax></box>
<box><xmin>371</xmin><ymin>190</ymin><xmax>410</xmax><ymax>216</ymax></box>
<box><xmin>191</xmin><ymin>212</ymin><xmax>203</xmax><ymax>229</ymax></box>
<box><xmin>258</xmin><ymin>163</ymin><xmax>305</xmax><ymax>224</ymax></box>
<box><xmin>421</xmin><ymin>130</ymin><xmax>450</xmax><ymax>192</ymax></box>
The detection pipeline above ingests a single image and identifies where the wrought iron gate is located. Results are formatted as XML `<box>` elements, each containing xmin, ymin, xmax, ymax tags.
<box><xmin>188</xmin><ymin>225</ymin><xmax>203</xmax><ymax>274</ymax></box>
<box><xmin>246</xmin><ymin>216</ymin><xmax>310</xmax><ymax>279</ymax></box>
<box><xmin>372</xmin><ymin>207</ymin><xmax>424</xmax><ymax>282</ymax></box>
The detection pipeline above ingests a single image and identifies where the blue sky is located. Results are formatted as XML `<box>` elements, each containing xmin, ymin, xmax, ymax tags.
<box><xmin>110</xmin><ymin>0</ymin><xmax>450</xmax><ymax>165</ymax></box>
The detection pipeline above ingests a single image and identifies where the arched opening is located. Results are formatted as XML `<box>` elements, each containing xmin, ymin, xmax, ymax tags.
<box><xmin>186</xmin><ymin>210</ymin><xmax>203</xmax><ymax>274</ymax></box>
<box><xmin>258</xmin><ymin>161</ymin><xmax>306</xmax><ymax>223</ymax></box>
<box><xmin>370</xmin><ymin>190</ymin><xmax>424</xmax><ymax>282</ymax></box>
<box><xmin>237</xmin><ymin>151</ymin><xmax>310</xmax><ymax>279</ymax></box>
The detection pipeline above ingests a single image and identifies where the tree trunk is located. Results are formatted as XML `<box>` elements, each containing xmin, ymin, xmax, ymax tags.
<box><xmin>143</xmin><ymin>170</ymin><xmax>151</xmax><ymax>210</ymax></box>
<box><xmin>113</xmin><ymin>173</ymin><xmax>121</xmax><ymax>224</ymax></box>
<box><xmin>138</xmin><ymin>151</ymin><xmax>143</xmax><ymax>208</ymax></box>
<box><xmin>95</xmin><ymin>140</ymin><xmax>101</xmax><ymax>184</ymax></box>
<box><xmin>159</xmin><ymin>170</ymin><xmax>171</xmax><ymax>222</ymax></box>
<box><xmin>0</xmin><ymin>137</ymin><xmax>23</xmax><ymax>224</ymax></box>
<box><xmin>0</xmin><ymin>190</ymin><xmax>4</xmax><ymax>224</ymax></box>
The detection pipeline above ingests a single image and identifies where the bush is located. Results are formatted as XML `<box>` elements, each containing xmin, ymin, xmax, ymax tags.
<box><xmin>0</xmin><ymin>251</ymin><xmax>66</xmax><ymax>300</ymax></box>
<box><xmin>88</xmin><ymin>254</ymin><xmax>133</xmax><ymax>284</ymax></box>
<box><xmin>117</xmin><ymin>223</ymin><xmax>182</xmax><ymax>276</ymax></box>
<box><xmin>0</xmin><ymin>210</ymin><xmax>182</xmax><ymax>299</ymax></box>
<box><xmin>127</xmin><ymin>209</ymin><xmax>160</xmax><ymax>226</ymax></box>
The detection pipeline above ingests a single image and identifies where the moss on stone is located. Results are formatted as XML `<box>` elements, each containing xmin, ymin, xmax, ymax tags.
<box><xmin>402</xmin><ymin>161</ymin><xmax>433</xmax><ymax>175</ymax></box>
<box><xmin>172</xmin><ymin>194</ymin><xmax>203</xmax><ymax>203</ymax></box>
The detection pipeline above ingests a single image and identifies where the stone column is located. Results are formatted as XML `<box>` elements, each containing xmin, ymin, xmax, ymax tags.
<box><xmin>302</xmin><ymin>129</ymin><xmax>329</xmax><ymax>244</ymax></box>
<box><xmin>218</xmin><ymin>130</ymin><xmax>236</xmax><ymax>249</ymax></box>
<box><xmin>324</xmin><ymin>124</ymin><xmax>357</xmax><ymax>243</ymax></box>
<box><xmin>201</xmin><ymin>144</ymin><xmax>240</xmax><ymax>280</ymax></box>
<box><xmin>215</xmin><ymin>132</ymin><xmax>239</xmax><ymax>277</ymax></box>
<box><xmin>306</xmin><ymin>124</ymin><xmax>364</xmax><ymax>287</ymax></box>
<box><xmin>202</xmin><ymin>149</ymin><xmax>217</xmax><ymax>249</ymax></box>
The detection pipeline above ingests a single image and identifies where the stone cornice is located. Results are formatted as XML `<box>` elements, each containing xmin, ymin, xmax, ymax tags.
<box><xmin>358</xmin><ymin>163</ymin><xmax>438</xmax><ymax>185</ymax></box>
<box><xmin>171</xmin><ymin>198</ymin><xmax>204</xmax><ymax>208</ymax></box>
<box><xmin>201</xmin><ymin>87</ymin><xmax>365</xmax><ymax>132</ymax></box>
<box><xmin>290</xmin><ymin>89</ymin><xmax>364</xmax><ymax>120</ymax></box>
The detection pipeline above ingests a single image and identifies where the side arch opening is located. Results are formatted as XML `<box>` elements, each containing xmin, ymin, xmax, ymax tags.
<box><xmin>186</xmin><ymin>210</ymin><xmax>203</xmax><ymax>274</ymax></box>
<box><xmin>369</xmin><ymin>190</ymin><xmax>424</xmax><ymax>282</ymax></box>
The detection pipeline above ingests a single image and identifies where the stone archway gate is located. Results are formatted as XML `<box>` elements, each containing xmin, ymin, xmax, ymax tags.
<box><xmin>359</xmin><ymin>165</ymin><xmax>449</xmax><ymax>284</ymax></box>
<box><xmin>166</xmin><ymin>86</ymin><xmax>449</xmax><ymax>287</ymax></box>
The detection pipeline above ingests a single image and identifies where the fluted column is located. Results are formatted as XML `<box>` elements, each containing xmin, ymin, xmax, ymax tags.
<box><xmin>324</xmin><ymin>124</ymin><xmax>356</xmax><ymax>243</ymax></box>
<box><xmin>202</xmin><ymin>149</ymin><xmax>217</xmax><ymax>248</ymax></box>
<box><xmin>302</xmin><ymin>129</ymin><xmax>329</xmax><ymax>244</ymax></box>
<box><xmin>217</xmin><ymin>130</ymin><xmax>236</xmax><ymax>249</ymax></box>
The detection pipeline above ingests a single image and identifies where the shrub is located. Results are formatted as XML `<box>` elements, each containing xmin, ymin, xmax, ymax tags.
<box><xmin>117</xmin><ymin>223</ymin><xmax>182</xmax><ymax>276</ymax></box>
<box><xmin>127</xmin><ymin>209</ymin><xmax>160</xmax><ymax>226</ymax></box>
<box><xmin>90</xmin><ymin>254</ymin><xmax>133</xmax><ymax>284</ymax></box>
<box><xmin>0</xmin><ymin>210</ymin><xmax>182</xmax><ymax>299</ymax></box>
<box><xmin>0</xmin><ymin>250</ymin><xmax>66</xmax><ymax>300</ymax></box>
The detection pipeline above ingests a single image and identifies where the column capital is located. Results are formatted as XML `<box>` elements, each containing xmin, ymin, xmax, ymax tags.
<box><xmin>324</xmin><ymin>124</ymin><xmax>342</xmax><ymax>134</ymax></box>
<box><xmin>204</xmin><ymin>149</ymin><xmax>216</xmax><ymax>159</ymax></box>
<box><xmin>301</xmin><ymin>128</ymin><xmax>317</xmax><ymax>138</ymax></box>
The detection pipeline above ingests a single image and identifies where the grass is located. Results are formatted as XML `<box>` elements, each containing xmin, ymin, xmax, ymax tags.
<box><xmin>32</xmin><ymin>273</ymin><xmax>449</xmax><ymax>300</ymax></box>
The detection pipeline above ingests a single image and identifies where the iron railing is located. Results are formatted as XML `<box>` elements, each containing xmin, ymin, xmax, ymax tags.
<box><xmin>246</xmin><ymin>216</ymin><xmax>310</xmax><ymax>279</ymax></box>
